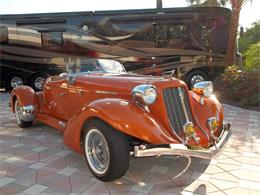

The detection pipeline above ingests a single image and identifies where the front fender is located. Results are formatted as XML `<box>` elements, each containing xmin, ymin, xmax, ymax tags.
<box><xmin>10</xmin><ymin>86</ymin><xmax>38</xmax><ymax>113</ymax></box>
<box><xmin>63</xmin><ymin>98</ymin><xmax>177</xmax><ymax>154</ymax></box>
<box><xmin>190</xmin><ymin>92</ymin><xmax>224</xmax><ymax>138</ymax></box>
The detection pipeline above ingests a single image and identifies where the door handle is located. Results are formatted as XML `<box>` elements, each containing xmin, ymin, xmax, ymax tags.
<box><xmin>76</xmin><ymin>89</ymin><xmax>83</xmax><ymax>96</ymax></box>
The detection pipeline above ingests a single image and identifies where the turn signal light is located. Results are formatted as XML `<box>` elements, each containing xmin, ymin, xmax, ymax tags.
<box><xmin>207</xmin><ymin>117</ymin><xmax>219</xmax><ymax>132</ymax></box>
<box><xmin>183</xmin><ymin>122</ymin><xmax>196</xmax><ymax>137</ymax></box>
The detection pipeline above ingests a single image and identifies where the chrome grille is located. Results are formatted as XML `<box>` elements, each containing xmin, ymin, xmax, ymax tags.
<box><xmin>163</xmin><ymin>87</ymin><xmax>193</xmax><ymax>137</ymax></box>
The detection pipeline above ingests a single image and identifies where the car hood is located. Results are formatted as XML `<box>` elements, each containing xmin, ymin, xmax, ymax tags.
<box><xmin>75</xmin><ymin>73</ymin><xmax>187</xmax><ymax>94</ymax></box>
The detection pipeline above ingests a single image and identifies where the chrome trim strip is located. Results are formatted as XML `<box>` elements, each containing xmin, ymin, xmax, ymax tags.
<box><xmin>95</xmin><ymin>90</ymin><xmax>118</xmax><ymax>95</ymax></box>
<box><xmin>194</xmin><ymin>114</ymin><xmax>210</xmax><ymax>142</ymax></box>
<box><xmin>168</xmin><ymin>119</ymin><xmax>185</xmax><ymax>144</ymax></box>
<box><xmin>178</xmin><ymin>87</ymin><xmax>189</xmax><ymax>123</ymax></box>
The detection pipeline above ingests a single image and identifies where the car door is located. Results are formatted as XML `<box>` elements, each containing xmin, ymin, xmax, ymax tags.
<box><xmin>43</xmin><ymin>76</ymin><xmax>71</xmax><ymax>120</ymax></box>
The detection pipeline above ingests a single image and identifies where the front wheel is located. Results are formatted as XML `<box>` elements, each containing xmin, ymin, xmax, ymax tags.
<box><xmin>84</xmin><ymin>120</ymin><xmax>130</xmax><ymax>182</ymax></box>
<box><xmin>14</xmin><ymin>99</ymin><xmax>33</xmax><ymax>128</ymax></box>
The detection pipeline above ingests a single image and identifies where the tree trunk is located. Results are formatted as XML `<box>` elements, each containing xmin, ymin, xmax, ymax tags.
<box><xmin>225</xmin><ymin>8</ymin><xmax>241</xmax><ymax>66</ymax></box>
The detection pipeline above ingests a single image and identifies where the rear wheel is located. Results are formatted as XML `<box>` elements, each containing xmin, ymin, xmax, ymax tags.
<box><xmin>31</xmin><ymin>74</ymin><xmax>47</xmax><ymax>91</ymax></box>
<box><xmin>83</xmin><ymin>119</ymin><xmax>130</xmax><ymax>181</ymax></box>
<box><xmin>186</xmin><ymin>70</ymin><xmax>209</xmax><ymax>88</ymax></box>
<box><xmin>6</xmin><ymin>74</ymin><xmax>24</xmax><ymax>90</ymax></box>
<box><xmin>14</xmin><ymin>99</ymin><xmax>33</xmax><ymax>128</ymax></box>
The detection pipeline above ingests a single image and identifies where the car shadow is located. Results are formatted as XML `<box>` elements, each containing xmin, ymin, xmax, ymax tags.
<box><xmin>108</xmin><ymin>155</ymin><xmax>211</xmax><ymax>194</ymax></box>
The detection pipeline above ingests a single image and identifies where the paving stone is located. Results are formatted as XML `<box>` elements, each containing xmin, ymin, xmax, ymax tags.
<box><xmin>15</xmin><ymin>169</ymin><xmax>37</xmax><ymax>186</ymax></box>
<box><xmin>210</xmin><ymin>171</ymin><xmax>239</xmax><ymax>182</ymax></box>
<box><xmin>58</xmin><ymin>167</ymin><xmax>78</xmax><ymax>176</ymax></box>
<box><xmin>4</xmin><ymin>156</ymin><xmax>23</xmax><ymax>163</ymax></box>
<box><xmin>150</xmin><ymin>181</ymin><xmax>181</xmax><ymax>194</ymax></box>
<box><xmin>11</xmin><ymin>143</ymin><xmax>25</xmax><ymax>148</ymax></box>
<box><xmin>0</xmin><ymin>162</ymin><xmax>10</xmax><ymax>177</ymax></box>
<box><xmin>83</xmin><ymin>182</ymin><xmax>109</xmax><ymax>194</ymax></box>
<box><xmin>190</xmin><ymin>172</ymin><xmax>210</xmax><ymax>181</ymax></box>
<box><xmin>131</xmin><ymin>181</ymin><xmax>155</xmax><ymax>194</ymax></box>
<box><xmin>56</xmin><ymin>150</ymin><xmax>73</xmax><ymax>156</ymax></box>
<box><xmin>239</xmin><ymin>180</ymin><xmax>260</xmax><ymax>191</ymax></box>
<box><xmin>32</xmin><ymin>146</ymin><xmax>48</xmax><ymax>152</ymax></box>
<box><xmin>0</xmin><ymin>177</ymin><xmax>16</xmax><ymax>187</ymax></box>
<box><xmin>29</xmin><ymin>162</ymin><xmax>47</xmax><ymax>170</ymax></box>
<box><xmin>23</xmin><ymin>184</ymin><xmax>48</xmax><ymax>194</ymax></box>
<box><xmin>209</xmin><ymin>178</ymin><xmax>238</xmax><ymax>190</ymax></box>
<box><xmin>241</xmin><ymin>164</ymin><xmax>260</xmax><ymax>172</ymax></box>
<box><xmin>150</xmin><ymin>165</ymin><xmax>168</xmax><ymax>174</ymax></box>
<box><xmin>6</xmin><ymin>164</ymin><xmax>28</xmax><ymax>177</ymax></box>
<box><xmin>0</xmin><ymin>182</ymin><xmax>27</xmax><ymax>194</ymax></box>
<box><xmin>45</xmin><ymin>156</ymin><xmax>67</xmax><ymax>170</ymax></box>
<box><xmin>146</xmin><ymin>173</ymin><xmax>171</xmax><ymax>185</ymax></box>
<box><xmin>45</xmin><ymin>175</ymin><xmax>72</xmax><ymax>194</ymax></box>
<box><xmin>69</xmin><ymin>173</ymin><xmax>94</xmax><ymax>194</ymax></box>
<box><xmin>224</xmin><ymin>187</ymin><xmax>250</xmax><ymax>195</ymax></box>
<box><xmin>36</xmin><ymin>167</ymin><xmax>59</xmax><ymax>185</ymax></box>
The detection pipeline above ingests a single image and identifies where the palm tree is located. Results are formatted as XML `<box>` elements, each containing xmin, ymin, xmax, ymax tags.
<box><xmin>226</xmin><ymin>0</ymin><xmax>252</xmax><ymax>66</ymax></box>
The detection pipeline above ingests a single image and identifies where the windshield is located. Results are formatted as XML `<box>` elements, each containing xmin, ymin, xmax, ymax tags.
<box><xmin>66</xmin><ymin>59</ymin><xmax>126</xmax><ymax>74</ymax></box>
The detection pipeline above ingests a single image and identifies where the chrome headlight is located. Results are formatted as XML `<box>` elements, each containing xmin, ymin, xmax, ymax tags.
<box><xmin>132</xmin><ymin>84</ymin><xmax>157</xmax><ymax>105</ymax></box>
<box><xmin>192</xmin><ymin>81</ymin><xmax>213</xmax><ymax>97</ymax></box>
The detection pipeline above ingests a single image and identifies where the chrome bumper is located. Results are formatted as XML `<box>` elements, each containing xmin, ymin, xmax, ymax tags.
<box><xmin>134</xmin><ymin>123</ymin><xmax>232</xmax><ymax>159</ymax></box>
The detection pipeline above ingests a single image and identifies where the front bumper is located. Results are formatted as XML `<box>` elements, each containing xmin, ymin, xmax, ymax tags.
<box><xmin>134</xmin><ymin>123</ymin><xmax>232</xmax><ymax>159</ymax></box>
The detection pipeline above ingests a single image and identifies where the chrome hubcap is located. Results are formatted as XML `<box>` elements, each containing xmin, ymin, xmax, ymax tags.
<box><xmin>190</xmin><ymin>75</ymin><xmax>204</xmax><ymax>86</ymax></box>
<box><xmin>15</xmin><ymin>100</ymin><xmax>22</xmax><ymax>125</ymax></box>
<box><xmin>85</xmin><ymin>129</ymin><xmax>110</xmax><ymax>175</ymax></box>
<box><xmin>34</xmin><ymin>76</ymin><xmax>46</xmax><ymax>90</ymax></box>
<box><xmin>11</xmin><ymin>77</ymin><xmax>23</xmax><ymax>88</ymax></box>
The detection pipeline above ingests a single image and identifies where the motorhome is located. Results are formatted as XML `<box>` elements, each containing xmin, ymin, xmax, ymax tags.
<box><xmin>0</xmin><ymin>6</ymin><xmax>231</xmax><ymax>90</ymax></box>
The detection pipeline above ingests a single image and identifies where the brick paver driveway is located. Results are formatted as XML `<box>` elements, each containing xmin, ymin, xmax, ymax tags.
<box><xmin>0</xmin><ymin>92</ymin><xmax>259</xmax><ymax>195</ymax></box>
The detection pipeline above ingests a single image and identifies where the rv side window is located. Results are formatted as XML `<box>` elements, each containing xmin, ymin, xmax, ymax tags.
<box><xmin>42</xmin><ymin>32</ymin><xmax>63</xmax><ymax>47</ymax></box>
<box><xmin>154</xmin><ymin>23</ymin><xmax>187</xmax><ymax>48</ymax></box>
<box><xmin>168</xmin><ymin>24</ymin><xmax>188</xmax><ymax>49</ymax></box>
<box><xmin>0</xmin><ymin>26</ymin><xmax>8</xmax><ymax>43</ymax></box>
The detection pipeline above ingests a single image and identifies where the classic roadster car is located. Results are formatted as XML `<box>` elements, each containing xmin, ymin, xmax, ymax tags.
<box><xmin>10</xmin><ymin>59</ymin><xmax>231</xmax><ymax>181</ymax></box>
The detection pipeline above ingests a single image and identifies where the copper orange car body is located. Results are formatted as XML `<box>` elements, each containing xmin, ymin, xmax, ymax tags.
<box><xmin>10</xmin><ymin>72</ymin><xmax>231</xmax><ymax>181</ymax></box>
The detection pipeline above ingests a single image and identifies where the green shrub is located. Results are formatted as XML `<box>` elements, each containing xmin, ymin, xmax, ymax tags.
<box><xmin>215</xmin><ymin>65</ymin><xmax>260</xmax><ymax>107</ymax></box>
<box><xmin>243</xmin><ymin>42</ymin><xmax>260</xmax><ymax>71</ymax></box>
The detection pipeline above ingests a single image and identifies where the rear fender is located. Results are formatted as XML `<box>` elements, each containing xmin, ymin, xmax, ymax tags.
<box><xmin>63</xmin><ymin>98</ymin><xmax>177</xmax><ymax>154</ymax></box>
<box><xmin>10</xmin><ymin>86</ymin><xmax>38</xmax><ymax>113</ymax></box>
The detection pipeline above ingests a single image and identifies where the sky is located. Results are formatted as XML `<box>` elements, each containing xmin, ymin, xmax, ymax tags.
<box><xmin>0</xmin><ymin>0</ymin><xmax>259</xmax><ymax>28</ymax></box>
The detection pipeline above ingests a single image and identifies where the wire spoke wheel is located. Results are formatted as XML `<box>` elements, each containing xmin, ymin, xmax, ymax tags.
<box><xmin>15</xmin><ymin>100</ymin><xmax>22</xmax><ymax>125</ymax></box>
<box><xmin>85</xmin><ymin>129</ymin><xmax>110</xmax><ymax>175</ymax></box>
<box><xmin>83</xmin><ymin>120</ymin><xmax>130</xmax><ymax>181</ymax></box>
